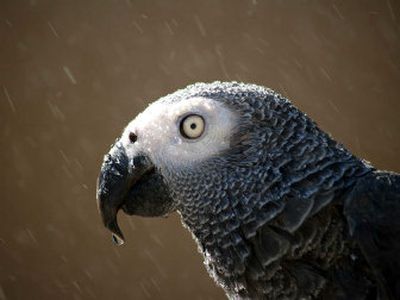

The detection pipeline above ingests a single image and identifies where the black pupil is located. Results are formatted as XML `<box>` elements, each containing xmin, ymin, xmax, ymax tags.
<box><xmin>190</xmin><ymin>123</ymin><xmax>197</xmax><ymax>130</ymax></box>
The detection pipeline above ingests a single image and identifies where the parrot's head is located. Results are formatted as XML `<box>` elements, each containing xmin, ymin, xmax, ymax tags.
<box><xmin>96</xmin><ymin>81</ymin><xmax>361</xmax><ymax>246</ymax></box>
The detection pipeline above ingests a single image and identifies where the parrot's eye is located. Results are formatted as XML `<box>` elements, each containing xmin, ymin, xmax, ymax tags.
<box><xmin>180</xmin><ymin>114</ymin><xmax>205</xmax><ymax>139</ymax></box>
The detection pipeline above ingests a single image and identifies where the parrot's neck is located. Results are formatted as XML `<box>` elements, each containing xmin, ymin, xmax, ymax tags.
<box><xmin>171</xmin><ymin>153</ymin><xmax>372</xmax><ymax>298</ymax></box>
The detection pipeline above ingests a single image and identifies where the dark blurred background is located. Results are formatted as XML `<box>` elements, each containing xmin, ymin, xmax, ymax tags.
<box><xmin>1</xmin><ymin>0</ymin><xmax>399</xmax><ymax>299</ymax></box>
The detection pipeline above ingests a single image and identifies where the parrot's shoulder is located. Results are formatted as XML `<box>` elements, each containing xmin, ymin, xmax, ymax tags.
<box><xmin>344</xmin><ymin>170</ymin><xmax>400</xmax><ymax>300</ymax></box>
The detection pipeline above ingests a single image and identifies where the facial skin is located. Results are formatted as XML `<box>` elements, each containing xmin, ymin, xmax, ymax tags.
<box><xmin>122</xmin><ymin>96</ymin><xmax>237</xmax><ymax>171</ymax></box>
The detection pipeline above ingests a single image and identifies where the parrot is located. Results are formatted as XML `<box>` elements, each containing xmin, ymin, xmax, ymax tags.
<box><xmin>96</xmin><ymin>81</ymin><xmax>400</xmax><ymax>299</ymax></box>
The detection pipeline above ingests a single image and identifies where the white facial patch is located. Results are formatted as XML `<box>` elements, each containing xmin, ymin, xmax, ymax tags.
<box><xmin>121</xmin><ymin>97</ymin><xmax>237</xmax><ymax>171</ymax></box>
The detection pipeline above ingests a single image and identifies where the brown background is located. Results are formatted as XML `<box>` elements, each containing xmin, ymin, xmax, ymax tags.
<box><xmin>1</xmin><ymin>1</ymin><xmax>399</xmax><ymax>299</ymax></box>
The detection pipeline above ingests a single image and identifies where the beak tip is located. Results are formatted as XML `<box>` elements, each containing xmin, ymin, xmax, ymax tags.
<box><xmin>103</xmin><ymin>214</ymin><xmax>126</xmax><ymax>245</ymax></box>
<box><xmin>112</xmin><ymin>233</ymin><xmax>125</xmax><ymax>246</ymax></box>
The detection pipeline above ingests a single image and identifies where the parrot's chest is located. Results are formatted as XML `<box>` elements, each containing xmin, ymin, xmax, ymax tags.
<box><xmin>189</xmin><ymin>207</ymin><xmax>369</xmax><ymax>299</ymax></box>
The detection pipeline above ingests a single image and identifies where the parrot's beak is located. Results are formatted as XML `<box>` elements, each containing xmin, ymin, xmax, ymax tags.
<box><xmin>96</xmin><ymin>140</ymin><xmax>154</xmax><ymax>245</ymax></box>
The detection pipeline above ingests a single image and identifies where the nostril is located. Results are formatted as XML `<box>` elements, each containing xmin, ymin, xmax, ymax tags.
<box><xmin>129</xmin><ymin>132</ymin><xmax>137</xmax><ymax>143</ymax></box>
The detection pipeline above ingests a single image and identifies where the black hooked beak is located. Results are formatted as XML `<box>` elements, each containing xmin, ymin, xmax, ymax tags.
<box><xmin>96</xmin><ymin>140</ymin><xmax>153</xmax><ymax>245</ymax></box>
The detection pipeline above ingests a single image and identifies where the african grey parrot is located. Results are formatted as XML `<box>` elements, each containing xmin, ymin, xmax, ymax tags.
<box><xmin>96</xmin><ymin>82</ymin><xmax>400</xmax><ymax>299</ymax></box>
